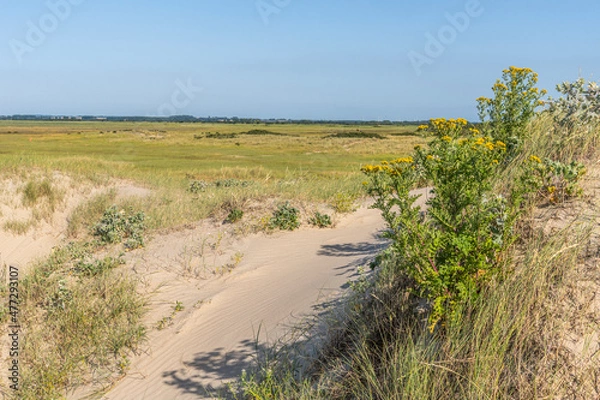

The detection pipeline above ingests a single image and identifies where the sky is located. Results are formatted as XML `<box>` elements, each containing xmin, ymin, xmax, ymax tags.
<box><xmin>0</xmin><ymin>0</ymin><xmax>599</xmax><ymax>120</ymax></box>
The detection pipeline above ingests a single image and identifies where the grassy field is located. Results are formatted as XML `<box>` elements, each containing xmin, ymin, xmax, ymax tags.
<box><xmin>0</xmin><ymin>121</ymin><xmax>422</xmax><ymax>231</ymax></box>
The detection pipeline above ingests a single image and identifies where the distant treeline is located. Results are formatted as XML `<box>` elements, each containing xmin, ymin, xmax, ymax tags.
<box><xmin>0</xmin><ymin>114</ymin><xmax>430</xmax><ymax>126</ymax></box>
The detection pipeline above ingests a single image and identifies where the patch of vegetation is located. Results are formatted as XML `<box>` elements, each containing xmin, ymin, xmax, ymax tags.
<box><xmin>215</xmin><ymin>179</ymin><xmax>253</xmax><ymax>188</ymax></box>
<box><xmin>242</xmin><ymin>129</ymin><xmax>287</xmax><ymax>136</ymax></box>
<box><xmin>15</xmin><ymin>241</ymin><xmax>146</xmax><ymax>399</ymax></box>
<box><xmin>3</xmin><ymin>218</ymin><xmax>35</xmax><ymax>235</ymax></box>
<box><xmin>22</xmin><ymin>179</ymin><xmax>61</xmax><ymax>209</ymax></box>
<box><xmin>325</xmin><ymin>131</ymin><xmax>386</xmax><ymax>139</ymax></box>
<box><xmin>269</xmin><ymin>202</ymin><xmax>300</xmax><ymax>231</ymax></box>
<box><xmin>74</xmin><ymin>255</ymin><xmax>124</xmax><ymax>277</ymax></box>
<box><xmin>225</xmin><ymin>208</ymin><xmax>244</xmax><ymax>223</ymax></box>
<box><xmin>195</xmin><ymin>132</ymin><xmax>239</xmax><ymax>139</ymax></box>
<box><xmin>309</xmin><ymin>211</ymin><xmax>332</xmax><ymax>228</ymax></box>
<box><xmin>67</xmin><ymin>189</ymin><xmax>117</xmax><ymax>238</ymax></box>
<box><xmin>330</xmin><ymin>192</ymin><xmax>357</xmax><ymax>213</ymax></box>
<box><xmin>92</xmin><ymin>206</ymin><xmax>146</xmax><ymax>250</ymax></box>
<box><xmin>188</xmin><ymin>180</ymin><xmax>211</xmax><ymax>193</ymax></box>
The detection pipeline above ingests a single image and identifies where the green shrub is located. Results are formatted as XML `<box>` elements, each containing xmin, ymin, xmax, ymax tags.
<box><xmin>215</xmin><ymin>179</ymin><xmax>253</xmax><ymax>188</ymax></box>
<box><xmin>309</xmin><ymin>212</ymin><xmax>332</xmax><ymax>228</ymax></box>
<box><xmin>269</xmin><ymin>202</ymin><xmax>300</xmax><ymax>231</ymax></box>
<box><xmin>364</xmin><ymin>116</ymin><xmax>532</xmax><ymax>329</ymax></box>
<box><xmin>225</xmin><ymin>208</ymin><xmax>244</xmax><ymax>223</ymax></box>
<box><xmin>92</xmin><ymin>206</ymin><xmax>146</xmax><ymax>250</ymax></box>
<box><xmin>188</xmin><ymin>180</ymin><xmax>210</xmax><ymax>193</ymax></box>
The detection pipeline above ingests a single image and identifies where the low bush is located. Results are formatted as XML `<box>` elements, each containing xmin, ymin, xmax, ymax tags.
<box><xmin>225</xmin><ymin>208</ymin><xmax>244</xmax><ymax>223</ymax></box>
<box><xmin>309</xmin><ymin>212</ymin><xmax>332</xmax><ymax>228</ymax></box>
<box><xmin>269</xmin><ymin>202</ymin><xmax>300</xmax><ymax>231</ymax></box>
<box><xmin>92</xmin><ymin>206</ymin><xmax>146</xmax><ymax>250</ymax></box>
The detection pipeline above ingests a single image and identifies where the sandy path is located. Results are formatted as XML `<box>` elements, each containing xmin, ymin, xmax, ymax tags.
<box><xmin>100</xmin><ymin>189</ymin><xmax>430</xmax><ymax>400</ymax></box>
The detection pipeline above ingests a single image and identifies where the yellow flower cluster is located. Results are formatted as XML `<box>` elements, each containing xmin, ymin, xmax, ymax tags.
<box><xmin>430</xmin><ymin>118</ymin><xmax>468</xmax><ymax>132</ymax></box>
<box><xmin>477</xmin><ymin>96</ymin><xmax>492</xmax><ymax>104</ymax></box>
<box><xmin>506</xmin><ymin>66</ymin><xmax>539</xmax><ymax>83</ymax></box>
<box><xmin>469</xmin><ymin>127</ymin><xmax>481</xmax><ymax>135</ymax></box>
<box><xmin>495</xmin><ymin>140</ymin><xmax>507</xmax><ymax>151</ymax></box>
<box><xmin>529</xmin><ymin>155</ymin><xmax>542</xmax><ymax>163</ymax></box>
<box><xmin>417</xmin><ymin>124</ymin><xmax>429</xmax><ymax>131</ymax></box>
<box><xmin>361</xmin><ymin>165</ymin><xmax>384</xmax><ymax>173</ymax></box>
<box><xmin>441</xmin><ymin>135</ymin><xmax>452</xmax><ymax>142</ymax></box>
<box><xmin>391</xmin><ymin>157</ymin><xmax>414</xmax><ymax>164</ymax></box>
<box><xmin>493</xmin><ymin>82</ymin><xmax>508</xmax><ymax>91</ymax></box>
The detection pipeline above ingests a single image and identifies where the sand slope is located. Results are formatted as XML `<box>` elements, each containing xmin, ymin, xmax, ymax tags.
<box><xmin>99</xmin><ymin>188</ymin><xmax>431</xmax><ymax>400</ymax></box>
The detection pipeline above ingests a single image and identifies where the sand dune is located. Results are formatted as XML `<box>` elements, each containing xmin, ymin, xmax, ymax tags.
<box><xmin>97</xmin><ymin>188</ymin><xmax>431</xmax><ymax>400</ymax></box>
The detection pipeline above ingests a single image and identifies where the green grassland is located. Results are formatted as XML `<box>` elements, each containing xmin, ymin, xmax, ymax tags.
<box><xmin>0</xmin><ymin>121</ymin><xmax>422</xmax><ymax>231</ymax></box>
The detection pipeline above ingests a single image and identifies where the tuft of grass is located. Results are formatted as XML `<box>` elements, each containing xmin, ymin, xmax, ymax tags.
<box><xmin>67</xmin><ymin>189</ymin><xmax>117</xmax><ymax>238</ymax></box>
<box><xmin>3</xmin><ymin>218</ymin><xmax>35</xmax><ymax>235</ymax></box>
<box><xmin>14</xmin><ymin>242</ymin><xmax>146</xmax><ymax>400</ymax></box>
<box><xmin>330</xmin><ymin>192</ymin><xmax>358</xmax><ymax>213</ymax></box>
<box><xmin>22</xmin><ymin>179</ymin><xmax>59</xmax><ymax>208</ymax></box>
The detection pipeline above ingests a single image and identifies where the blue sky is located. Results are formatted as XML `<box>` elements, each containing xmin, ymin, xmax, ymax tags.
<box><xmin>1</xmin><ymin>0</ymin><xmax>599</xmax><ymax>120</ymax></box>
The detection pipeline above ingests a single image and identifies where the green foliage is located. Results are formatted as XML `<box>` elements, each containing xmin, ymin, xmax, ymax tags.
<box><xmin>309</xmin><ymin>211</ymin><xmax>332</xmax><ymax>228</ymax></box>
<box><xmin>521</xmin><ymin>156</ymin><xmax>586</xmax><ymax>203</ymax></box>
<box><xmin>269</xmin><ymin>202</ymin><xmax>300</xmax><ymax>231</ymax></box>
<box><xmin>226</xmin><ymin>208</ymin><xmax>245</xmax><ymax>223</ymax></box>
<box><xmin>188</xmin><ymin>180</ymin><xmax>210</xmax><ymax>193</ymax></box>
<box><xmin>215</xmin><ymin>179</ymin><xmax>253</xmax><ymax>188</ymax></box>
<box><xmin>74</xmin><ymin>256</ymin><xmax>124</xmax><ymax>277</ymax></box>
<box><xmin>477</xmin><ymin>66</ymin><xmax>547</xmax><ymax>149</ymax></box>
<box><xmin>92</xmin><ymin>206</ymin><xmax>146</xmax><ymax>250</ymax></box>
<box><xmin>548</xmin><ymin>78</ymin><xmax>600</xmax><ymax>126</ymax></box>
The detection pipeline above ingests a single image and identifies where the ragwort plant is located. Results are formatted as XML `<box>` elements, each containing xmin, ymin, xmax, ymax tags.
<box><xmin>477</xmin><ymin>66</ymin><xmax>547</xmax><ymax>152</ymax></box>
<box><xmin>363</xmin><ymin>118</ymin><xmax>518</xmax><ymax>329</ymax></box>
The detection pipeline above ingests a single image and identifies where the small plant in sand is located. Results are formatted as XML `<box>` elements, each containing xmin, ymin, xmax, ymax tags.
<box><xmin>330</xmin><ymin>192</ymin><xmax>357</xmax><ymax>213</ymax></box>
<box><xmin>93</xmin><ymin>206</ymin><xmax>146</xmax><ymax>250</ymax></box>
<box><xmin>269</xmin><ymin>202</ymin><xmax>300</xmax><ymax>231</ymax></box>
<box><xmin>309</xmin><ymin>212</ymin><xmax>332</xmax><ymax>228</ymax></box>
<box><xmin>226</xmin><ymin>208</ymin><xmax>245</xmax><ymax>223</ymax></box>
<box><xmin>521</xmin><ymin>155</ymin><xmax>586</xmax><ymax>204</ymax></box>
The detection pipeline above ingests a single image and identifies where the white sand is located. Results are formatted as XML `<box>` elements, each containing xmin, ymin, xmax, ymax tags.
<box><xmin>98</xmin><ymin>188</ymin><xmax>431</xmax><ymax>400</ymax></box>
